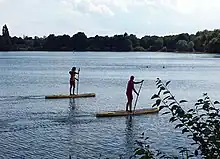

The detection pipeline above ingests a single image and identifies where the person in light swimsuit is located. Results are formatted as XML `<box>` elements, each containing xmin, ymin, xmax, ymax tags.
<box><xmin>69</xmin><ymin>67</ymin><xmax>80</xmax><ymax>95</ymax></box>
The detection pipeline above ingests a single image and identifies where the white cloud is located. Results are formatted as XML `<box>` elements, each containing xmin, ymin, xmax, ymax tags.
<box><xmin>0</xmin><ymin>0</ymin><xmax>220</xmax><ymax>37</ymax></box>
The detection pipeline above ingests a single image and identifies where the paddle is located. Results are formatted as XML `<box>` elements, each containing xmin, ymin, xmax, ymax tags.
<box><xmin>133</xmin><ymin>81</ymin><xmax>144</xmax><ymax>113</ymax></box>
<box><xmin>77</xmin><ymin>68</ymin><xmax>80</xmax><ymax>95</ymax></box>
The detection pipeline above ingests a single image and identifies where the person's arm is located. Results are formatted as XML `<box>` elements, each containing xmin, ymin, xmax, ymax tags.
<box><xmin>134</xmin><ymin>80</ymin><xmax>144</xmax><ymax>84</ymax></box>
<box><xmin>132</xmin><ymin>83</ymin><xmax>139</xmax><ymax>95</ymax></box>
<box><xmin>133</xmin><ymin>88</ymin><xmax>138</xmax><ymax>95</ymax></box>
<box><xmin>75</xmin><ymin>68</ymin><xmax>80</xmax><ymax>74</ymax></box>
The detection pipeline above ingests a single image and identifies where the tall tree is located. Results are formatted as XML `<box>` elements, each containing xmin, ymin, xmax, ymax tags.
<box><xmin>0</xmin><ymin>24</ymin><xmax>11</xmax><ymax>51</ymax></box>
<box><xmin>2</xmin><ymin>24</ymin><xmax>10</xmax><ymax>37</ymax></box>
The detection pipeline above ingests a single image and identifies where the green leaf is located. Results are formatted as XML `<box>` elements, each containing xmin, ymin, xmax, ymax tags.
<box><xmin>192</xmin><ymin>116</ymin><xmax>200</xmax><ymax>122</ymax></box>
<box><xmin>134</xmin><ymin>148</ymin><xmax>139</xmax><ymax>151</ymax></box>
<box><xmin>176</xmin><ymin>108</ymin><xmax>185</xmax><ymax>117</ymax></box>
<box><xmin>169</xmin><ymin>117</ymin><xmax>176</xmax><ymax>122</ymax></box>
<box><xmin>179</xmin><ymin>149</ymin><xmax>189</xmax><ymax>153</ymax></box>
<box><xmin>159</xmin><ymin>105</ymin><xmax>168</xmax><ymax>111</ymax></box>
<box><xmin>177</xmin><ymin>146</ymin><xmax>183</xmax><ymax>150</ymax></box>
<box><xmin>151</xmin><ymin>94</ymin><xmax>159</xmax><ymax>99</ymax></box>
<box><xmin>140</xmin><ymin>155</ymin><xmax>149</xmax><ymax>159</ymax></box>
<box><xmin>171</xmin><ymin>105</ymin><xmax>179</xmax><ymax>111</ymax></box>
<box><xmin>197</xmin><ymin>99</ymin><xmax>203</xmax><ymax>103</ymax></box>
<box><xmin>179</xmin><ymin>100</ymin><xmax>188</xmax><ymax>103</ymax></box>
<box><xmin>163</xmin><ymin>91</ymin><xmax>170</xmax><ymax>95</ymax></box>
<box><xmin>202</xmin><ymin>128</ymin><xmax>211</xmax><ymax>136</ymax></box>
<box><xmin>156</xmin><ymin>79</ymin><xmax>161</xmax><ymax>85</ymax></box>
<box><xmin>156</xmin><ymin>151</ymin><xmax>162</xmax><ymax>156</ymax></box>
<box><xmin>182</xmin><ymin>128</ymin><xmax>189</xmax><ymax>134</ymax></box>
<box><xmin>199</xmin><ymin>114</ymin><xmax>206</xmax><ymax>118</ymax></box>
<box><xmin>186</xmin><ymin>121</ymin><xmax>194</xmax><ymax>126</ymax></box>
<box><xmin>195</xmin><ymin>103</ymin><xmax>201</xmax><ymax>106</ymax></box>
<box><xmin>160</xmin><ymin>86</ymin><xmax>165</xmax><ymax>91</ymax></box>
<box><xmin>152</xmin><ymin>103</ymin><xmax>158</xmax><ymax>108</ymax></box>
<box><xmin>157</xmin><ymin>84</ymin><xmax>162</xmax><ymax>88</ymax></box>
<box><xmin>169</xmin><ymin>101</ymin><xmax>176</xmax><ymax>106</ymax></box>
<box><xmin>194</xmin><ymin>150</ymin><xmax>198</xmax><ymax>156</ymax></box>
<box><xmin>209</xmin><ymin>113</ymin><xmax>218</xmax><ymax>118</ymax></box>
<box><xmin>158</xmin><ymin>87</ymin><xmax>165</xmax><ymax>95</ymax></box>
<box><xmin>163</xmin><ymin>95</ymin><xmax>170</xmax><ymax>101</ymax></box>
<box><xmin>162</xmin><ymin>111</ymin><xmax>170</xmax><ymax>115</ymax></box>
<box><xmin>209</xmin><ymin>107</ymin><xmax>217</xmax><ymax>111</ymax></box>
<box><xmin>203</xmin><ymin>93</ymin><xmax>207</xmax><ymax>96</ymax></box>
<box><xmin>165</xmin><ymin>81</ymin><xmax>171</xmax><ymax>86</ymax></box>
<box><xmin>214</xmin><ymin>101</ymin><xmax>220</xmax><ymax>104</ymax></box>
<box><xmin>156</xmin><ymin>99</ymin><xmax>161</xmax><ymax>106</ymax></box>
<box><xmin>181</xmin><ymin>118</ymin><xmax>188</xmax><ymax>123</ymax></box>
<box><xmin>202</xmin><ymin>103</ymin><xmax>209</xmax><ymax>111</ymax></box>
<box><xmin>184</xmin><ymin>114</ymin><xmax>192</xmax><ymax>119</ymax></box>
<box><xmin>175</xmin><ymin>124</ymin><xmax>184</xmax><ymax>129</ymax></box>
<box><xmin>187</xmin><ymin>109</ymin><xmax>194</xmax><ymax>112</ymax></box>
<box><xmin>168</xmin><ymin>96</ymin><xmax>175</xmax><ymax>100</ymax></box>
<box><xmin>135</xmin><ymin>148</ymin><xmax>145</xmax><ymax>155</ymax></box>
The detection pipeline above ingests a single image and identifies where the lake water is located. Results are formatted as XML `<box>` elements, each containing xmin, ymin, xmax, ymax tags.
<box><xmin>0</xmin><ymin>51</ymin><xmax>220</xmax><ymax>159</ymax></box>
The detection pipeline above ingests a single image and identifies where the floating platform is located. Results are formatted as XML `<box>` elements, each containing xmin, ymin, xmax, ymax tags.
<box><xmin>45</xmin><ymin>93</ymin><xmax>96</xmax><ymax>99</ymax></box>
<box><xmin>95</xmin><ymin>107</ymin><xmax>159</xmax><ymax>117</ymax></box>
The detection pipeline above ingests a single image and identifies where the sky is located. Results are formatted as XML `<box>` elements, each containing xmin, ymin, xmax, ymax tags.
<box><xmin>0</xmin><ymin>0</ymin><xmax>220</xmax><ymax>38</ymax></box>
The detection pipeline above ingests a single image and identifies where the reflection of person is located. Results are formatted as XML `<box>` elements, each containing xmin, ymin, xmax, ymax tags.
<box><xmin>69</xmin><ymin>67</ymin><xmax>80</xmax><ymax>95</ymax></box>
<box><xmin>69</xmin><ymin>98</ymin><xmax>76</xmax><ymax>109</ymax></box>
<box><xmin>126</xmin><ymin>115</ymin><xmax>133</xmax><ymax>130</ymax></box>
<box><xmin>126</xmin><ymin>76</ymin><xmax>144</xmax><ymax>112</ymax></box>
<box><xmin>125</xmin><ymin>115</ymin><xmax>134</xmax><ymax>158</ymax></box>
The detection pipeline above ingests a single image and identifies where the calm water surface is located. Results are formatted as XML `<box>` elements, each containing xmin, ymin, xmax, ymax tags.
<box><xmin>0</xmin><ymin>51</ymin><xmax>220</xmax><ymax>158</ymax></box>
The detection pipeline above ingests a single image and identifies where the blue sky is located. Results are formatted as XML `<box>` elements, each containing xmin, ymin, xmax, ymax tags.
<box><xmin>0</xmin><ymin>0</ymin><xmax>220</xmax><ymax>37</ymax></box>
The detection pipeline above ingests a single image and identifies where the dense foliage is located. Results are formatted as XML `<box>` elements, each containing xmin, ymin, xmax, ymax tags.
<box><xmin>134</xmin><ymin>78</ymin><xmax>220</xmax><ymax>159</ymax></box>
<box><xmin>0</xmin><ymin>24</ymin><xmax>220</xmax><ymax>53</ymax></box>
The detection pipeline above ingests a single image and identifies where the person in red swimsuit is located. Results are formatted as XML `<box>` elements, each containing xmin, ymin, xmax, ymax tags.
<box><xmin>69</xmin><ymin>67</ymin><xmax>80</xmax><ymax>95</ymax></box>
<box><xmin>126</xmin><ymin>76</ymin><xmax>144</xmax><ymax>112</ymax></box>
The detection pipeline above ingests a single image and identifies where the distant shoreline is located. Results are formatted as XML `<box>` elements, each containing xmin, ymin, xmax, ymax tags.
<box><xmin>1</xmin><ymin>50</ymin><xmax>218</xmax><ymax>55</ymax></box>
<box><xmin>1</xmin><ymin>24</ymin><xmax>220</xmax><ymax>54</ymax></box>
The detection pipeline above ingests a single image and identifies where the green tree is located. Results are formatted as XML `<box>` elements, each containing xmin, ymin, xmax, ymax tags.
<box><xmin>0</xmin><ymin>24</ymin><xmax>11</xmax><ymax>51</ymax></box>
<box><xmin>206</xmin><ymin>38</ymin><xmax>220</xmax><ymax>53</ymax></box>
<box><xmin>176</xmin><ymin>40</ymin><xmax>188</xmax><ymax>52</ymax></box>
<box><xmin>2</xmin><ymin>24</ymin><xmax>10</xmax><ymax>37</ymax></box>
<box><xmin>71</xmin><ymin>32</ymin><xmax>88</xmax><ymax>51</ymax></box>
<box><xmin>188</xmin><ymin>41</ymin><xmax>195</xmax><ymax>52</ymax></box>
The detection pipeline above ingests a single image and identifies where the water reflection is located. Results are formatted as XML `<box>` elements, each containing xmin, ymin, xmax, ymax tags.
<box><xmin>68</xmin><ymin>98</ymin><xmax>78</xmax><ymax>158</ymax></box>
<box><xmin>125</xmin><ymin>115</ymin><xmax>135</xmax><ymax>159</ymax></box>
<box><xmin>69</xmin><ymin>98</ymin><xmax>76</xmax><ymax>109</ymax></box>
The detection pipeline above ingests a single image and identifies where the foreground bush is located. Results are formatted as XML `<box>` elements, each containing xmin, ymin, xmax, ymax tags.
<box><xmin>135</xmin><ymin>78</ymin><xmax>220</xmax><ymax>159</ymax></box>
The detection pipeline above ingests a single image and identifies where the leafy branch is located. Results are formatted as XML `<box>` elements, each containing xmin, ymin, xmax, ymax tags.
<box><xmin>151</xmin><ymin>78</ymin><xmax>220</xmax><ymax>158</ymax></box>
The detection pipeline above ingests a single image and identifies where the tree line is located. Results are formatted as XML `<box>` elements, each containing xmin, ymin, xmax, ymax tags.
<box><xmin>0</xmin><ymin>24</ymin><xmax>220</xmax><ymax>53</ymax></box>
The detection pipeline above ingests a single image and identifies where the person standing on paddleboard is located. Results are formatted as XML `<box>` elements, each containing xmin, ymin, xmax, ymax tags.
<box><xmin>126</xmin><ymin>76</ymin><xmax>144</xmax><ymax>112</ymax></box>
<box><xmin>69</xmin><ymin>67</ymin><xmax>80</xmax><ymax>95</ymax></box>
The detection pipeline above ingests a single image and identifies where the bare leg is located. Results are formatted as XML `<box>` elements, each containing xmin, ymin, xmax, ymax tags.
<box><xmin>129</xmin><ymin>100</ymin><xmax>133</xmax><ymax>112</ymax></box>
<box><xmin>72</xmin><ymin>87</ymin><xmax>75</xmax><ymax>95</ymax></box>
<box><xmin>126</xmin><ymin>101</ymin><xmax>129</xmax><ymax>111</ymax></box>
<box><xmin>70</xmin><ymin>85</ymin><xmax>72</xmax><ymax>95</ymax></box>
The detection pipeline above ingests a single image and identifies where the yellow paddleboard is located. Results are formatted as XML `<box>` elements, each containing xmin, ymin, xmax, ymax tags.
<box><xmin>95</xmin><ymin>107</ymin><xmax>159</xmax><ymax>117</ymax></box>
<box><xmin>45</xmin><ymin>93</ymin><xmax>96</xmax><ymax>99</ymax></box>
